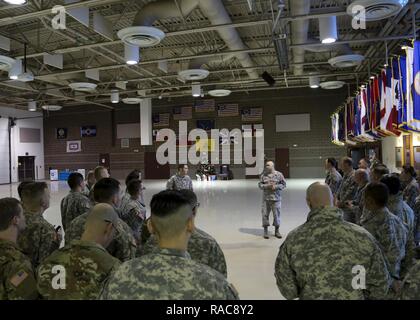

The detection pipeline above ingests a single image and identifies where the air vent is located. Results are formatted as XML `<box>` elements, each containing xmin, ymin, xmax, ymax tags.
<box><xmin>69</xmin><ymin>82</ymin><xmax>97</xmax><ymax>92</ymax></box>
<box><xmin>122</xmin><ymin>97</ymin><xmax>143</xmax><ymax>104</ymax></box>
<box><xmin>328</xmin><ymin>54</ymin><xmax>365</xmax><ymax>68</ymax></box>
<box><xmin>117</xmin><ymin>26</ymin><xmax>165</xmax><ymax>47</ymax></box>
<box><xmin>208</xmin><ymin>89</ymin><xmax>232</xmax><ymax>97</ymax></box>
<box><xmin>178</xmin><ymin>69</ymin><xmax>210</xmax><ymax>81</ymax></box>
<box><xmin>320</xmin><ymin>81</ymin><xmax>346</xmax><ymax>90</ymax></box>
<box><xmin>347</xmin><ymin>0</ymin><xmax>408</xmax><ymax>21</ymax></box>
<box><xmin>42</xmin><ymin>105</ymin><xmax>62</xmax><ymax>111</ymax></box>
<box><xmin>0</xmin><ymin>55</ymin><xmax>16</xmax><ymax>71</ymax></box>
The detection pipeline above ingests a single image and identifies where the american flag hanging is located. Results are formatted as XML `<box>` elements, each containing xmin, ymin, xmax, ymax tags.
<box><xmin>217</xmin><ymin>104</ymin><xmax>239</xmax><ymax>117</ymax></box>
<box><xmin>242</xmin><ymin>107</ymin><xmax>263</xmax><ymax>122</ymax></box>
<box><xmin>152</xmin><ymin>113</ymin><xmax>170</xmax><ymax>127</ymax></box>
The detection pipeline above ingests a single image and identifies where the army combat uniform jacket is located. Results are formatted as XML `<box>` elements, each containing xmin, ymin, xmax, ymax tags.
<box><xmin>403</xmin><ymin>179</ymin><xmax>419</xmax><ymax>210</ymax></box>
<box><xmin>37</xmin><ymin>240</ymin><xmax>120</xmax><ymax>300</ymax></box>
<box><xmin>325</xmin><ymin>170</ymin><xmax>343</xmax><ymax>196</ymax></box>
<box><xmin>387</xmin><ymin>193</ymin><xmax>416</xmax><ymax>237</ymax></box>
<box><xmin>60</xmin><ymin>190</ymin><xmax>92</xmax><ymax>231</ymax></box>
<box><xmin>119</xmin><ymin>195</ymin><xmax>146</xmax><ymax>242</ymax></box>
<box><xmin>400</xmin><ymin>260</ymin><xmax>420</xmax><ymax>299</ymax></box>
<box><xmin>99</xmin><ymin>248</ymin><xmax>238</xmax><ymax>300</ymax></box>
<box><xmin>337</xmin><ymin>170</ymin><xmax>358</xmax><ymax>204</ymax></box>
<box><xmin>17</xmin><ymin>212</ymin><xmax>60</xmax><ymax>269</ymax></box>
<box><xmin>139</xmin><ymin>228</ymin><xmax>227</xmax><ymax>277</ymax></box>
<box><xmin>0</xmin><ymin>239</ymin><xmax>38</xmax><ymax>300</ymax></box>
<box><xmin>166</xmin><ymin>174</ymin><xmax>193</xmax><ymax>191</ymax></box>
<box><xmin>65</xmin><ymin>212</ymin><xmax>137</xmax><ymax>262</ymax></box>
<box><xmin>275</xmin><ymin>206</ymin><xmax>391</xmax><ymax>300</ymax></box>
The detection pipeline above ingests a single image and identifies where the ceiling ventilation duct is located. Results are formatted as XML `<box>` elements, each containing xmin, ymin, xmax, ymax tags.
<box><xmin>122</xmin><ymin>97</ymin><xmax>143</xmax><ymax>104</ymax></box>
<box><xmin>347</xmin><ymin>0</ymin><xmax>409</xmax><ymax>21</ymax></box>
<box><xmin>290</xmin><ymin>0</ymin><xmax>311</xmax><ymax>76</ymax></box>
<box><xmin>124</xmin><ymin>0</ymin><xmax>258</xmax><ymax>79</ymax></box>
<box><xmin>0</xmin><ymin>55</ymin><xmax>15</xmax><ymax>71</ymax></box>
<box><xmin>42</xmin><ymin>105</ymin><xmax>63</xmax><ymax>111</ymax></box>
<box><xmin>69</xmin><ymin>82</ymin><xmax>97</xmax><ymax>92</ymax></box>
<box><xmin>320</xmin><ymin>81</ymin><xmax>346</xmax><ymax>90</ymax></box>
<box><xmin>328</xmin><ymin>54</ymin><xmax>365</xmax><ymax>68</ymax></box>
<box><xmin>208</xmin><ymin>89</ymin><xmax>231</xmax><ymax>97</ymax></box>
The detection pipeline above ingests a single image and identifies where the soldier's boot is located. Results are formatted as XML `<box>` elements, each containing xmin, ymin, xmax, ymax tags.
<box><xmin>263</xmin><ymin>227</ymin><xmax>269</xmax><ymax>239</ymax></box>
<box><xmin>274</xmin><ymin>227</ymin><xmax>282</xmax><ymax>239</ymax></box>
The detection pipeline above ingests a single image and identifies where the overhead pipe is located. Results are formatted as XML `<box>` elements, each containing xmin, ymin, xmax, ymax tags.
<box><xmin>290</xmin><ymin>0</ymin><xmax>311</xmax><ymax>75</ymax></box>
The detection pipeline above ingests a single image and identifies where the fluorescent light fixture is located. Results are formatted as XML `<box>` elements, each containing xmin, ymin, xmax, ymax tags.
<box><xmin>192</xmin><ymin>84</ymin><xmax>201</xmax><ymax>97</ymax></box>
<box><xmin>9</xmin><ymin>59</ymin><xmax>22</xmax><ymax>80</ymax></box>
<box><xmin>4</xmin><ymin>0</ymin><xmax>27</xmax><ymax>4</ymax></box>
<box><xmin>309</xmin><ymin>76</ymin><xmax>320</xmax><ymax>89</ymax></box>
<box><xmin>28</xmin><ymin>101</ymin><xmax>36</xmax><ymax>112</ymax></box>
<box><xmin>319</xmin><ymin>16</ymin><xmax>337</xmax><ymax>44</ymax></box>
<box><xmin>111</xmin><ymin>90</ymin><xmax>119</xmax><ymax>103</ymax></box>
<box><xmin>124</xmin><ymin>43</ymin><xmax>139</xmax><ymax>65</ymax></box>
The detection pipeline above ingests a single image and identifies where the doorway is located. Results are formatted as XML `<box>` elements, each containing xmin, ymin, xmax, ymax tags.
<box><xmin>18</xmin><ymin>156</ymin><xmax>35</xmax><ymax>182</ymax></box>
<box><xmin>144</xmin><ymin>152</ymin><xmax>170</xmax><ymax>179</ymax></box>
<box><xmin>275</xmin><ymin>148</ymin><xmax>290</xmax><ymax>178</ymax></box>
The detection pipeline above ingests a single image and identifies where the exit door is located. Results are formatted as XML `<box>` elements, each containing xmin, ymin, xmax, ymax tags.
<box><xmin>18</xmin><ymin>156</ymin><xmax>35</xmax><ymax>182</ymax></box>
<box><xmin>144</xmin><ymin>152</ymin><xmax>170</xmax><ymax>179</ymax></box>
<box><xmin>275</xmin><ymin>148</ymin><xmax>290</xmax><ymax>178</ymax></box>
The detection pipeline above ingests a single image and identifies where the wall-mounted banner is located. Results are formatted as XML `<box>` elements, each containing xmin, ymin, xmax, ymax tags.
<box><xmin>173</xmin><ymin>106</ymin><xmax>192</xmax><ymax>120</ymax></box>
<box><xmin>56</xmin><ymin>127</ymin><xmax>67</xmax><ymax>139</ymax></box>
<box><xmin>153</xmin><ymin>113</ymin><xmax>170</xmax><ymax>127</ymax></box>
<box><xmin>81</xmin><ymin>125</ymin><xmax>97</xmax><ymax>137</ymax></box>
<box><xmin>218</xmin><ymin>104</ymin><xmax>239</xmax><ymax>117</ymax></box>
<box><xmin>66</xmin><ymin>140</ymin><xmax>81</xmax><ymax>153</ymax></box>
<box><xmin>195</xmin><ymin>100</ymin><xmax>215</xmax><ymax>113</ymax></box>
<box><xmin>242</xmin><ymin>107</ymin><xmax>263</xmax><ymax>122</ymax></box>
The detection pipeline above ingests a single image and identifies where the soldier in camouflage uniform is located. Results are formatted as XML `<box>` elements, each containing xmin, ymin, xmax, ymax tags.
<box><xmin>258</xmin><ymin>161</ymin><xmax>286</xmax><ymax>239</ymax></box>
<box><xmin>140</xmin><ymin>189</ymin><xmax>227</xmax><ymax>277</ymax></box>
<box><xmin>119</xmin><ymin>180</ymin><xmax>146</xmax><ymax>242</ymax></box>
<box><xmin>88</xmin><ymin>166</ymin><xmax>110</xmax><ymax>203</ymax></box>
<box><xmin>100</xmin><ymin>190</ymin><xmax>238</xmax><ymax>300</ymax></box>
<box><xmin>344</xmin><ymin>169</ymin><xmax>369</xmax><ymax>225</ymax></box>
<box><xmin>275</xmin><ymin>182</ymin><xmax>391</xmax><ymax>300</ymax></box>
<box><xmin>17</xmin><ymin>182</ymin><xmax>61</xmax><ymax>269</ymax></box>
<box><xmin>412</xmin><ymin>196</ymin><xmax>420</xmax><ymax>245</ymax></box>
<box><xmin>400</xmin><ymin>165</ymin><xmax>419</xmax><ymax>210</ymax></box>
<box><xmin>361</xmin><ymin>183</ymin><xmax>413</xmax><ymax>283</ymax></box>
<box><xmin>324</xmin><ymin>158</ymin><xmax>342</xmax><ymax>196</ymax></box>
<box><xmin>0</xmin><ymin>198</ymin><xmax>38</xmax><ymax>300</ymax></box>
<box><xmin>37</xmin><ymin>203</ymin><xmax>121</xmax><ymax>299</ymax></box>
<box><xmin>65</xmin><ymin>178</ymin><xmax>137</xmax><ymax>262</ymax></box>
<box><xmin>370</xmin><ymin>164</ymin><xmax>390</xmax><ymax>183</ymax></box>
<box><xmin>60</xmin><ymin>172</ymin><xmax>91</xmax><ymax>231</ymax></box>
<box><xmin>336</xmin><ymin>157</ymin><xmax>358</xmax><ymax>223</ymax></box>
<box><xmin>399</xmin><ymin>261</ymin><xmax>420</xmax><ymax>299</ymax></box>
<box><xmin>166</xmin><ymin>164</ymin><xmax>193</xmax><ymax>191</ymax></box>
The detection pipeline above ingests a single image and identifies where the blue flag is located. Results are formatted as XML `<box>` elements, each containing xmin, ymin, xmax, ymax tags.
<box><xmin>399</xmin><ymin>56</ymin><xmax>408</xmax><ymax>130</ymax></box>
<box><xmin>414</xmin><ymin>41</ymin><xmax>420</xmax><ymax>125</ymax></box>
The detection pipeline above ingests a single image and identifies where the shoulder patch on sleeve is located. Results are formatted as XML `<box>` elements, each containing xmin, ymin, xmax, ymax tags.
<box><xmin>9</xmin><ymin>270</ymin><xmax>28</xmax><ymax>287</ymax></box>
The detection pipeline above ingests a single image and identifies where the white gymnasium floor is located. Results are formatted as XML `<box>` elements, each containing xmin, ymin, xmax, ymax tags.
<box><xmin>0</xmin><ymin>178</ymin><xmax>321</xmax><ymax>300</ymax></box>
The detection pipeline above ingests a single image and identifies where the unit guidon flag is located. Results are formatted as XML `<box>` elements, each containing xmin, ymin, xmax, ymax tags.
<box><xmin>81</xmin><ymin>125</ymin><xmax>97</xmax><ymax>137</ymax></box>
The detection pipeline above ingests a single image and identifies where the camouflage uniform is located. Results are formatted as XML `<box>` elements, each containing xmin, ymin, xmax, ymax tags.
<box><xmin>60</xmin><ymin>191</ymin><xmax>91</xmax><ymax>231</ymax></box>
<box><xmin>139</xmin><ymin>228</ymin><xmax>227</xmax><ymax>277</ymax></box>
<box><xmin>325</xmin><ymin>170</ymin><xmax>343</xmax><ymax>196</ymax></box>
<box><xmin>0</xmin><ymin>239</ymin><xmax>38</xmax><ymax>300</ymax></box>
<box><xmin>337</xmin><ymin>170</ymin><xmax>358</xmax><ymax>223</ymax></box>
<box><xmin>119</xmin><ymin>195</ymin><xmax>146</xmax><ymax>242</ymax></box>
<box><xmin>403</xmin><ymin>179</ymin><xmax>419</xmax><ymax>210</ymax></box>
<box><xmin>258</xmin><ymin>171</ymin><xmax>286</xmax><ymax>227</ymax></box>
<box><xmin>275</xmin><ymin>206</ymin><xmax>391</xmax><ymax>300</ymax></box>
<box><xmin>166</xmin><ymin>174</ymin><xmax>193</xmax><ymax>191</ymax></box>
<box><xmin>360</xmin><ymin>207</ymin><xmax>412</xmax><ymax>279</ymax></box>
<box><xmin>413</xmin><ymin>196</ymin><xmax>420</xmax><ymax>244</ymax></box>
<box><xmin>400</xmin><ymin>261</ymin><xmax>420</xmax><ymax>299</ymax></box>
<box><xmin>346</xmin><ymin>183</ymin><xmax>368</xmax><ymax>225</ymax></box>
<box><xmin>99</xmin><ymin>248</ymin><xmax>238</xmax><ymax>300</ymax></box>
<box><xmin>37</xmin><ymin>240</ymin><xmax>120</xmax><ymax>300</ymax></box>
<box><xmin>17</xmin><ymin>212</ymin><xmax>60</xmax><ymax>269</ymax></box>
<box><xmin>65</xmin><ymin>212</ymin><xmax>137</xmax><ymax>262</ymax></box>
<box><xmin>387</xmin><ymin>193</ymin><xmax>416</xmax><ymax>236</ymax></box>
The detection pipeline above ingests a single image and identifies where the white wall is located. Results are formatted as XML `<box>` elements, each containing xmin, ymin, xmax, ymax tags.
<box><xmin>0</xmin><ymin>118</ymin><xmax>10</xmax><ymax>184</ymax></box>
<box><xmin>381</xmin><ymin>135</ymin><xmax>403</xmax><ymax>173</ymax></box>
<box><xmin>0</xmin><ymin>107</ymin><xmax>44</xmax><ymax>183</ymax></box>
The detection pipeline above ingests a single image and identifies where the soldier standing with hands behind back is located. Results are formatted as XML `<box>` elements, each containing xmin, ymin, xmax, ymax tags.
<box><xmin>258</xmin><ymin>161</ymin><xmax>286</xmax><ymax>239</ymax></box>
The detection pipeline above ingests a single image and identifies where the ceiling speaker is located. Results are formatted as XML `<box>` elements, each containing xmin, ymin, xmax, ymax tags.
<box><xmin>262</xmin><ymin>71</ymin><xmax>275</xmax><ymax>87</ymax></box>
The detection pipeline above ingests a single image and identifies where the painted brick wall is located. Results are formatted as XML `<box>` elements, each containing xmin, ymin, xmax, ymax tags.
<box><xmin>44</xmin><ymin>88</ymin><xmax>347</xmax><ymax>180</ymax></box>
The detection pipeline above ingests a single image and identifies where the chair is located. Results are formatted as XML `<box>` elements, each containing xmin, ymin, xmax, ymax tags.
<box><xmin>218</xmin><ymin>165</ymin><xmax>229</xmax><ymax>180</ymax></box>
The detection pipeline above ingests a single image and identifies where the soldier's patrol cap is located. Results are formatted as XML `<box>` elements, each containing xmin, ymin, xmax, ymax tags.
<box><xmin>86</xmin><ymin>203</ymin><xmax>119</xmax><ymax>226</ymax></box>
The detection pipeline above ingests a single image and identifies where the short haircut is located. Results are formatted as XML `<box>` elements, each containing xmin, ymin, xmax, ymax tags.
<box><xmin>150</xmin><ymin>190</ymin><xmax>192</xmax><ymax>238</ymax></box>
<box><xmin>360</xmin><ymin>158</ymin><xmax>370</xmax><ymax>166</ymax></box>
<box><xmin>365</xmin><ymin>182</ymin><xmax>389</xmax><ymax>207</ymax></box>
<box><xmin>94</xmin><ymin>166</ymin><xmax>107</xmax><ymax>181</ymax></box>
<box><xmin>0</xmin><ymin>198</ymin><xmax>22</xmax><ymax>231</ymax></box>
<box><xmin>93</xmin><ymin>178</ymin><xmax>120</xmax><ymax>203</ymax></box>
<box><xmin>342</xmin><ymin>157</ymin><xmax>353</xmax><ymax>167</ymax></box>
<box><xmin>372</xmin><ymin>165</ymin><xmax>390</xmax><ymax>177</ymax></box>
<box><xmin>127</xmin><ymin>179</ymin><xmax>142</xmax><ymax>197</ymax></box>
<box><xmin>178</xmin><ymin>164</ymin><xmax>187</xmax><ymax>170</ymax></box>
<box><xmin>402</xmin><ymin>165</ymin><xmax>417</xmax><ymax>178</ymax></box>
<box><xmin>327</xmin><ymin>158</ymin><xmax>338</xmax><ymax>169</ymax></box>
<box><xmin>380</xmin><ymin>174</ymin><xmax>401</xmax><ymax>195</ymax></box>
<box><xmin>178</xmin><ymin>189</ymin><xmax>198</xmax><ymax>208</ymax></box>
<box><xmin>21</xmin><ymin>182</ymin><xmax>48</xmax><ymax>205</ymax></box>
<box><xmin>17</xmin><ymin>181</ymin><xmax>33</xmax><ymax>199</ymax></box>
<box><xmin>87</xmin><ymin>171</ymin><xmax>95</xmax><ymax>179</ymax></box>
<box><xmin>67</xmin><ymin>172</ymin><xmax>84</xmax><ymax>190</ymax></box>
<box><xmin>125</xmin><ymin>169</ymin><xmax>141</xmax><ymax>186</ymax></box>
